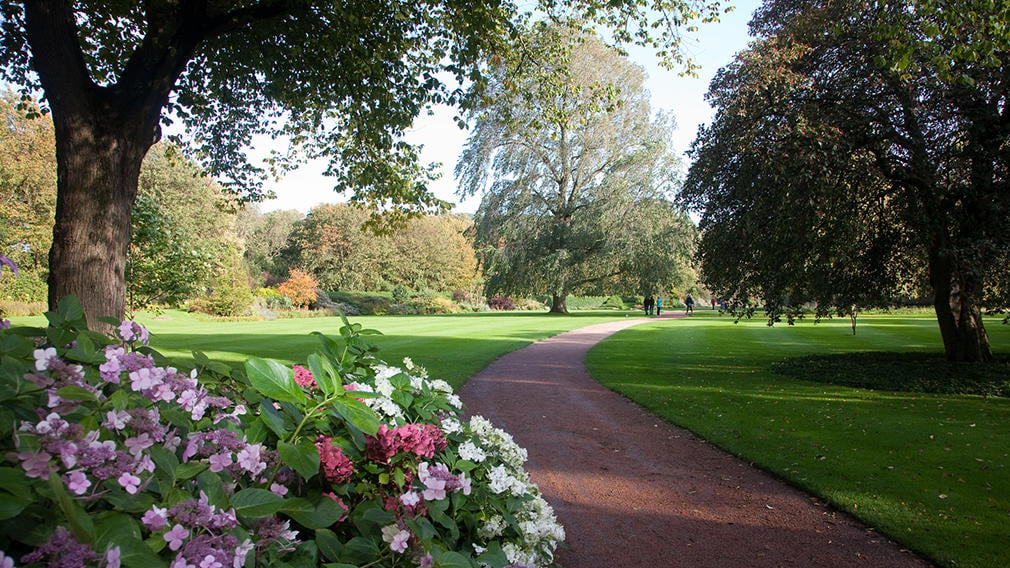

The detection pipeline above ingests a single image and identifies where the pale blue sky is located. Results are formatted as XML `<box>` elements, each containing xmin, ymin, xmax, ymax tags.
<box><xmin>257</xmin><ymin>0</ymin><xmax>762</xmax><ymax>214</ymax></box>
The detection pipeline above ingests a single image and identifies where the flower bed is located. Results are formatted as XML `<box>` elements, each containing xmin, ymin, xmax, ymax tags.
<box><xmin>0</xmin><ymin>297</ymin><xmax>563</xmax><ymax>567</ymax></box>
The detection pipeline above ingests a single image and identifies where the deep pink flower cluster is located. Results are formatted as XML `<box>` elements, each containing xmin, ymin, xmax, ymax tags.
<box><xmin>365</xmin><ymin>423</ymin><xmax>446</xmax><ymax>463</ymax></box>
<box><xmin>292</xmin><ymin>365</ymin><xmax>317</xmax><ymax>389</ymax></box>
<box><xmin>316</xmin><ymin>436</ymin><xmax>354</xmax><ymax>483</ymax></box>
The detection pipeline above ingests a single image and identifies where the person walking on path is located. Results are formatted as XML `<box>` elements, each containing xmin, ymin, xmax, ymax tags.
<box><xmin>643</xmin><ymin>295</ymin><xmax>654</xmax><ymax>316</ymax></box>
<box><xmin>684</xmin><ymin>293</ymin><xmax>695</xmax><ymax>314</ymax></box>
<box><xmin>458</xmin><ymin>318</ymin><xmax>930</xmax><ymax>568</ymax></box>
<box><xmin>656</xmin><ymin>296</ymin><xmax>663</xmax><ymax>316</ymax></box>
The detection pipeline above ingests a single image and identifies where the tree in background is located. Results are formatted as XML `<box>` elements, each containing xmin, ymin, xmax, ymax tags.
<box><xmin>0</xmin><ymin>91</ymin><xmax>54</xmax><ymax>303</ymax></box>
<box><xmin>0</xmin><ymin>102</ymin><xmax>242</xmax><ymax>310</ymax></box>
<box><xmin>681</xmin><ymin>0</ymin><xmax>1009</xmax><ymax>361</ymax></box>
<box><xmin>236</xmin><ymin>207</ymin><xmax>303</xmax><ymax>285</ymax></box>
<box><xmin>283</xmin><ymin>204</ymin><xmax>479</xmax><ymax>294</ymax></box>
<box><xmin>277</xmin><ymin>268</ymin><xmax>319</xmax><ymax>308</ymax></box>
<box><xmin>457</xmin><ymin>25</ymin><xmax>694</xmax><ymax>313</ymax></box>
<box><xmin>129</xmin><ymin>144</ymin><xmax>242</xmax><ymax>310</ymax></box>
<box><xmin>0</xmin><ymin>0</ymin><xmax>724</xmax><ymax>327</ymax></box>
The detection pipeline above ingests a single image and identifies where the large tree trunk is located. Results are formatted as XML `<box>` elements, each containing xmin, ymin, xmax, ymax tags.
<box><xmin>930</xmin><ymin>246</ymin><xmax>993</xmax><ymax>362</ymax></box>
<box><xmin>25</xmin><ymin>1</ymin><xmax>190</xmax><ymax>329</ymax></box>
<box><xmin>48</xmin><ymin>116</ymin><xmax>152</xmax><ymax>327</ymax></box>
<box><xmin>550</xmin><ymin>293</ymin><xmax>568</xmax><ymax>314</ymax></box>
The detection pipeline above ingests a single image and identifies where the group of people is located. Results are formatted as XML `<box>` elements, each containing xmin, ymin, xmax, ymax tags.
<box><xmin>642</xmin><ymin>293</ymin><xmax>695</xmax><ymax>316</ymax></box>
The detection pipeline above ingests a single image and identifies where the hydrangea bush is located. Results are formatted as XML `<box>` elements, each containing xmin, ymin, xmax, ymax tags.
<box><xmin>0</xmin><ymin>297</ymin><xmax>563</xmax><ymax>567</ymax></box>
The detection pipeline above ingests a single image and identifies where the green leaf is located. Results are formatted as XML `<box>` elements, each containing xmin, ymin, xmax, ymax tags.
<box><xmin>329</xmin><ymin>398</ymin><xmax>380</xmax><ymax>436</ymax></box>
<box><xmin>260</xmin><ymin>399</ymin><xmax>292</xmax><ymax>438</ymax></box>
<box><xmin>286</xmin><ymin>495</ymin><xmax>348</xmax><ymax>529</ymax></box>
<box><xmin>64</xmin><ymin>333</ymin><xmax>101</xmax><ymax>364</ymax></box>
<box><xmin>55</xmin><ymin>385</ymin><xmax>100</xmax><ymax>403</ymax></box>
<box><xmin>49</xmin><ymin>471</ymin><xmax>95</xmax><ymax>544</ymax></box>
<box><xmin>173</xmin><ymin>462</ymin><xmax>207</xmax><ymax>481</ymax></box>
<box><xmin>245</xmin><ymin>357</ymin><xmax>306</xmax><ymax>405</ymax></box>
<box><xmin>0</xmin><ymin>491</ymin><xmax>31</xmax><ymax>520</ymax></box>
<box><xmin>307</xmin><ymin>353</ymin><xmax>342</xmax><ymax>397</ymax></box>
<box><xmin>279</xmin><ymin>439</ymin><xmax>321</xmax><ymax>481</ymax></box>
<box><xmin>433</xmin><ymin>550</ymin><xmax>475</xmax><ymax>568</ymax></box>
<box><xmin>338</xmin><ymin>536</ymin><xmax>380</xmax><ymax>565</ymax></box>
<box><xmin>231</xmin><ymin>488</ymin><xmax>287</xmax><ymax>518</ymax></box>
<box><xmin>314</xmin><ymin>528</ymin><xmax>343</xmax><ymax>561</ymax></box>
<box><xmin>476</xmin><ymin>541</ymin><xmax>508</xmax><ymax>567</ymax></box>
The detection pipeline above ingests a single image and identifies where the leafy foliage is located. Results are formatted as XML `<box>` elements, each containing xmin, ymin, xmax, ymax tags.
<box><xmin>457</xmin><ymin>25</ymin><xmax>695</xmax><ymax>313</ymax></box>
<box><xmin>0</xmin><ymin>297</ymin><xmax>565</xmax><ymax>567</ymax></box>
<box><xmin>277</xmin><ymin>269</ymin><xmax>319</xmax><ymax>309</ymax></box>
<box><xmin>0</xmin><ymin>90</ymin><xmax>54</xmax><ymax>302</ymax></box>
<box><xmin>681</xmin><ymin>0</ymin><xmax>1010</xmax><ymax>360</ymax></box>
<box><xmin>284</xmin><ymin>204</ymin><xmax>479</xmax><ymax>294</ymax></box>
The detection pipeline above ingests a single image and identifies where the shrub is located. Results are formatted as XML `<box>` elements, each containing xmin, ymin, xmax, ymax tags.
<box><xmin>487</xmin><ymin>296</ymin><xmax>516</xmax><ymax>311</ymax></box>
<box><xmin>389</xmin><ymin>297</ymin><xmax>463</xmax><ymax>315</ymax></box>
<box><xmin>391</xmin><ymin>284</ymin><xmax>412</xmax><ymax>304</ymax></box>
<box><xmin>0</xmin><ymin>298</ymin><xmax>564</xmax><ymax>567</ymax></box>
<box><xmin>278</xmin><ymin>269</ymin><xmax>319</xmax><ymax>308</ymax></box>
<box><xmin>0</xmin><ymin>300</ymin><xmax>47</xmax><ymax>317</ymax></box>
<box><xmin>600</xmin><ymin>295</ymin><xmax>626</xmax><ymax>310</ymax></box>
<box><xmin>0</xmin><ymin>272</ymin><xmax>47</xmax><ymax>303</ymax></box>
<box><xmin>328</xmin><ymin>291</ymin><xmax>393</xmax><ymax>316</ymax></box>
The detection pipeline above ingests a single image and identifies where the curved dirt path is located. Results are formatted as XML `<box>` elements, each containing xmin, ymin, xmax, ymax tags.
<box><xmin>458</xmin><ymin>315</ymin><xmax>932</xmax><ymax>568</ymax></box>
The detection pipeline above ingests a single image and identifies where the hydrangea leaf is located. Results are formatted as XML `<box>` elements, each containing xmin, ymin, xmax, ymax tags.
<box><xmin>329</xmin><ymin>397</ymin><xmax>381</xmax><ymax>436</ymax></box>
<box><xmin>231</xmin><ymin>488</ymin><xmax>287</xmax><ymax>518</ymax></box>
<box><xmin>245</xmin><ymin>357</ymin><xmax>307</xmax><ymax>405</ymax></box>
<box><xmin>279</xmin><ymin>439</ymin><xmax>321</xmax><ymax>481</ymax></box>
<box><xmin>285</xmin><ymin>496</ymin><xmax>346</xmax><ymax>529</ymax></box>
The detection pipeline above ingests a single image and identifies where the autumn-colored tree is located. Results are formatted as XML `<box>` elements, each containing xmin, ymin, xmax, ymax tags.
<box><xmin>278</xmin><ymin>269</ymin><xmax>319</xmax><ymax>308</ymax></box>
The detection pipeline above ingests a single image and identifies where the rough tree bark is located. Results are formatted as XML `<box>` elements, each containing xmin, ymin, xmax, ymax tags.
<box><xmin>929</xmin><ymin>239</ymin><xmax>993</xmax><ymax>362</ymax></box>
<box><xmin>25</xmin><ymin>1</ymin><xmax>202</xmax><ymax>327</ymax></box>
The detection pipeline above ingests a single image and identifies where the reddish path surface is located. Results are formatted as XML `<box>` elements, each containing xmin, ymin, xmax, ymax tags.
<box><xmin>458</xmin><ymin>316</ymin><xmax>933</xmax><ymax>568</ymax></box>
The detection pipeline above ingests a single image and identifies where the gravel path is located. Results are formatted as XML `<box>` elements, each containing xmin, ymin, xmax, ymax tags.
<box><xmin>457</xmin><ymin>315</ymin><xmax>932</xmax><ymax>567</ymax></box>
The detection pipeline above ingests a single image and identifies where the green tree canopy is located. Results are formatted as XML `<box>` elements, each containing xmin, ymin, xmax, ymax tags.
<box><xmin>457</xmin><ymin>24</ymin><xmax>695</xmax><ymax>312</ymax></box>
<box><xmin>681</xmin><ymin>0</ymin><xmax>1010</xmax><ymax>361</ymax></box>
<box><xmin>0</xmin><ymin>0</ymin><xmax>725</xmax><ymax>327</ymax></box>
<box><xmin>283</xmin><ymin>203</ymin><xmax>479</xmax><ymax>293</ymax></box>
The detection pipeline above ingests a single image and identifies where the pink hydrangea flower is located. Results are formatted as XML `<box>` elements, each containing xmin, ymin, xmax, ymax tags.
<box><xmin>164</xmin><ymin>524</ymin><xmax>189</xmax><ymax>551</ymax></box>
<box><xmin>118</xmin><ymin>472</ymin><xmax>141</xmax><ymax>494</ymax></box>
<box><xmin>292</xmin><ymin>365</ymin><xmax>317</xmax><ymax>389</ymax></box>
<box><xmin>65</xmin><ymin>469</ymin><xmax>91</xmax><ymax>495</ymax></box>
<box><xmin>316</xmin><ymin>436</ymin><xmax>354</xmax><ymax>483</ymax></box>
<box><xmin>142</xmin><ymin>505</ymin><xmax>168</xmax><ymax>531</ymax></box>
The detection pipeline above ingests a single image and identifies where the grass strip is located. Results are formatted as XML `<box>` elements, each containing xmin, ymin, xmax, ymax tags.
<box><xmin>133</xmin><ymin>309</ymin><xmax>634</xmax><ymax>389</ymax></box>
<box><xmin>586</xmin><ymin>312</ymin><xmax>1010</xmax><ymax>568</ymax></box>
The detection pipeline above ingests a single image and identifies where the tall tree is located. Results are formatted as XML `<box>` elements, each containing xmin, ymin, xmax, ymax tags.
<box><xmin>0</xmin><ymin>90</ymin><xmax>55</xmax><ymax>303</ymax></box>
<box><xmin>681</xmin><ymin>0</ymin><xmax>1009</xmax><ymax>361</ymax></box>
<box><xmin>284</xmin><ymin>203</ymin><xmax>478</xmax><ymax>293</ymax></box>
<box><xmin>457</xmin><ymin>24</ymin><xmax>694</xmax><ymax>312</ymax></box>
<box><xmin>0</xmin><ymin>0</ymin><xmax>723</xmax><ymax>327</ymax></box>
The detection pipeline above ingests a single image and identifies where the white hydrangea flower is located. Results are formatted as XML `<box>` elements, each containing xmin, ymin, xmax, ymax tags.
<box><xmin>446</xmin><ymin>393</ymin><xmax>462</xmax><ymax>409</ymax></box>
<box><xmin>478</xmin><ymin>515</ymin><xmax>506</xmax><ymax>540</ymax></box>
<box><xmin>374</xmin><ymin>376</ymin><xmax>395</xmax><ymax>397</ymax></box>
<box><xmin>440</xmin><ymin>417</ymin><xmax>463</xmax><ymax>435</ymax></box>
<box><xmin>458</xmin><ymin>440</ymin><xmax>486</xmax><ymax>463</ymax></box>
<box><xmin>373</xmin><ymin>364</ymin><xmax>399</xmax><ymax>381</ymax></box>
<box><xmin>430</xmin><ymin>379</ymin><xmax>452</xmax><ymax>393</ymax></box>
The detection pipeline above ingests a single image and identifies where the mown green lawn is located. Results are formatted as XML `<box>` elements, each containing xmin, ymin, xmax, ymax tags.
<box><xmin>134</xmin><ymin>309</ymin><xmax>633</xmax><ymax>389</ymax></box>
<box><xmin>586</xmin><ymin>311</ymin><xmax>1010</xmax><ymax>568</ymax></box>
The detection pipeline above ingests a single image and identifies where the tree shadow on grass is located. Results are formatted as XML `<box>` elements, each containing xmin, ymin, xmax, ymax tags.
<box><xmin>771</xmin><ymin>352</ymin><xmax>1010</xmax><ymax>397</ymax></box>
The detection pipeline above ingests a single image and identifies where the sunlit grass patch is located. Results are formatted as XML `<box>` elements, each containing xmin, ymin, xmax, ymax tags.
<box><xmin>587</xmin><ymin>314</ymin><xmax>1010</xmax><ymax>568</ymax></box>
